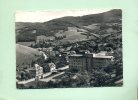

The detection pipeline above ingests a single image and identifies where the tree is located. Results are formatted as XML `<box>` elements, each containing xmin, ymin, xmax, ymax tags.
<box><xmin>93</xmin><ymin>71</ymin><xmax>111</xmax><ymax>87</ymax></box>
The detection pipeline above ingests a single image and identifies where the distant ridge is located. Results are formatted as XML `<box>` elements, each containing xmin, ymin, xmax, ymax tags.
<box><xmin>16</xmin><ymin>9</ymin><xmax>122</xmax><ymax>42</ymax></box>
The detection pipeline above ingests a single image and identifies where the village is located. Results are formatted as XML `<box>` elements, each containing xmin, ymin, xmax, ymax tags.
<box><xmin>16</xmin><ymin>37</ymin><xmax>122</xmax><ymax>88</ymax></box>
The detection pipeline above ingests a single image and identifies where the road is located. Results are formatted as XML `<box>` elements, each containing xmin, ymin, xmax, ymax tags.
<box><xmin>17</xmin><ymin>65</ymin><xmax>69</xmax><ymax>84</ymax></box>
<box><xmin>57</xmin><ymin>65</ymin><xmax>69</xmax><ymax>70</ymax></box>
<box><xmin>40</xmin><ymin>72</ymin><xmax>65</xmax><ymax>82</ymax></box>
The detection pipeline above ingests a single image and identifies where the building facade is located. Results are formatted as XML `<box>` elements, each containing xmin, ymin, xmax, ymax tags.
<box><xmin>68</xmin><ymin>53</ymin><xmax>93</xmax><ymax>72</ymax></box>
<box><xmin>93</xmin><ymin>52</ymin><xmax>114</xmax><ymax>68</ymax></box>
<box><xmin>29</xmin><ymin>64</ymin><xmax>44</xmax><ymax>80</ymax></box>
<box><xmin>68</xmin><ymin>52</ymin><xmax>114</xmax><ymax>72</ymax></box>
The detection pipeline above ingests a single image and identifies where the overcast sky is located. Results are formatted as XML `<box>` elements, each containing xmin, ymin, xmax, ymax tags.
<box><xmin>16</xmin><ymin>9</ymin><xmax>112</xmax><ymax>22</ymax></box>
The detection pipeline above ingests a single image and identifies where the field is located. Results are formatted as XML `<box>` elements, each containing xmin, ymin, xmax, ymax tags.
<box><xmin>17</xmin><ymin>41</ymin><xmax>35</xmax><ymax>47</ymax></box>
<box><xmin>16</xmin><ymin>44</ymin><xmax>42</xmax><ymax>67</ymax></box>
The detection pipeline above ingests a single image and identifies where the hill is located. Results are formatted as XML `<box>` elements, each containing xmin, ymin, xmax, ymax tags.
<box><xmin>16</xmin><ymin>9</ymin><xmax>122</xmax><ymax>43</ymax></box>
<box><xmin>16</xmin><ymin>44</ymin><xmax>42</xmax><ymax>67</ymax></box>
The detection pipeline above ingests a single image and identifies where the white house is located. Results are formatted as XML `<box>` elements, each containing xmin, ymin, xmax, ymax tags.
<box><xmin>48</xmin><ymin>63</ymin><xmax>57</xmax><ymax>72</ymax></box>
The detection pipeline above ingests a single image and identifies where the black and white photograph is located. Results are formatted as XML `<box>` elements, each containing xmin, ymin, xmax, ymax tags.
<box><xmin>16</xmin><ymin>9</ymin><xmax>122</xmax><ymax>89</ymax></box>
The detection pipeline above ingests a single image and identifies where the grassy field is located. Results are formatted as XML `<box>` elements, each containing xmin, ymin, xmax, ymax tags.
<box><xmin>36</xmin><ymin>35</ymin><xmax>55</xmax><ymax>41</ymax></box>
<box><xmin>17</xmin><ymin>41</ymin><xmax>35</xmax><ymax>47</ymax></box>
<box><xmin>54</xmin><ymin>27</ymin><xmax>96</xmax><ymax>44</ymax></box>
<box><xmin>84</xmin><ymin>24</ymin><xmax>100</xmax><ymax>30</ymax></box>
<box><xmin>16</xmin><ymin>44</ymin><xmax>42</xmax><ymax>67</ymax></box>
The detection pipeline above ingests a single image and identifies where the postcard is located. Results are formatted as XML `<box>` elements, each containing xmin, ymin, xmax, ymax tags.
<box><xmin>16</xmin><ymin>9</ymin><xmax>123</xmax><ymax>89</ymax></box>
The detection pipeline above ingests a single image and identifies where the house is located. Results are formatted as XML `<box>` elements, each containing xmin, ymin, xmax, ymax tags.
<box><xmin>48</xmin><ymin>62</ymin><xmax>57</xmax><ymax>72</ymax></box>
<box><xmin>29</xmin><ymin>64</ymin><xmax>43</xmax><ymax>80</ymax></box>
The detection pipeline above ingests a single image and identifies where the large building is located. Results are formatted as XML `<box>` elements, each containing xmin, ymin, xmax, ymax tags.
<box><xmin>68</xmin><ymin>51</ymin><xmax>114</xmax><ymax>72</ymax></box>
<box><xmin>93</xmin><ymin>52</ymin><xmax>114</xmax><ymax>68</ymax></box>
<box><xmin>68</xmin><ymin>53</ymin><xmax>93</xmax><ymax>72</ymax></box>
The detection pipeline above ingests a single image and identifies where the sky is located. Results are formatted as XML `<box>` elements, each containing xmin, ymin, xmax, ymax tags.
<box><xmin>15</xmin><ymin>9</ymin><xmax>112</xmax><ymax>22</ymax></box>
